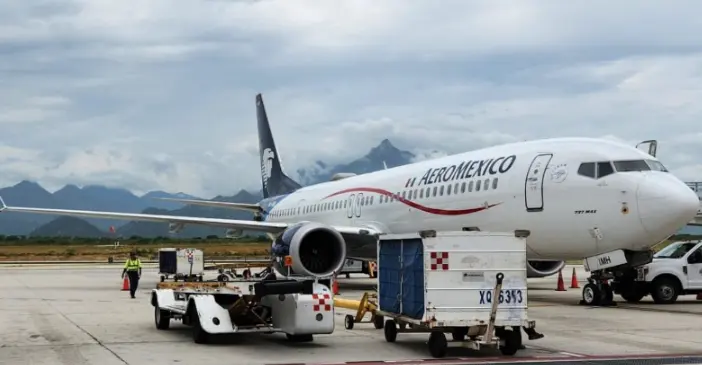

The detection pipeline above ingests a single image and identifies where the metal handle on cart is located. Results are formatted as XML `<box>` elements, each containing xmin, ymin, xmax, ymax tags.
<box><xmin>484</xmin><ymin>272</ymin><xmax>504</xmax><ymax>344</ymax></box>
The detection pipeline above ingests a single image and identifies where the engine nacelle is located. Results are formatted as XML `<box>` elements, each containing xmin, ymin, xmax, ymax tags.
<box><xmin>527</xmin><ymin>260</ymin><xmax>566</xmax><ymax>278</ymax></box>
<box><xmin>225</xmin><ymin>228</ymin><xmax>243</xmax><ymax>239</ymax></box>
<box><xmin>270</xmin><ymin>222</ymin><xmax>347</xmax><ymax>278</ymax></box>
<box><xmin>168</xmin><ymin>222</ymin><xmax>185</xmax><ymax>234</ymax></box>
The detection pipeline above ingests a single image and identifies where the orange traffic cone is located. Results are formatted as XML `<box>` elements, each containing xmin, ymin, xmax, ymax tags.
<box><xmin>555</xmin><ymin>270</ymin><xmax>566</xmax><ymax>291</ymax></box>
<box><xmin>121</xmin><ymin>276</ymin><xmax>130</xmax><ymax>291</ymax></box>
<box><xmin>570</xmin><ymin>267</ymin><xmax>580</xmax><ymax>288</ymax></box>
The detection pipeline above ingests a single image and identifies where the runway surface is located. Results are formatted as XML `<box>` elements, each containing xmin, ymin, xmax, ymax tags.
<box><xmin>1</xmin><ymin>264</ymin><xmax>701</xmax><ymax>365</ymax></box>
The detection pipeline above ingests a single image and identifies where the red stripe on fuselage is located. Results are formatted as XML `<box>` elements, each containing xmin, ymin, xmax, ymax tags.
<box><xmin>323</xmin><ymin>187</ymin><xmax>500</xmax><ymax>216</ymax></box>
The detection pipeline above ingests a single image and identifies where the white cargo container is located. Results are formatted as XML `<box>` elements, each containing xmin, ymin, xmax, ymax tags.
<box><xmin>159</xmin><ymin>248</ymin><xmax>204</xmax><ymax>282</ymax></box>
<box><xmin>376</xmin><ymin>230</ymin><xmax>536</xmax><ymax>358</ymax></box>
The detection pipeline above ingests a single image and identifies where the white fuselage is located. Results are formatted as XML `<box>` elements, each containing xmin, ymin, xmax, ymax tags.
<box><xmin>261</xmin><ymin>138</ymin><xmax>699</xmax><ymax>261</ymax></box>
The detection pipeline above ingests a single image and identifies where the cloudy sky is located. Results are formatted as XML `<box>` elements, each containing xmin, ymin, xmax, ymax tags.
<box><xmin>2</xmin><ymin>0</ymin><xmax>702</xmax><ymax>198</ymax></box>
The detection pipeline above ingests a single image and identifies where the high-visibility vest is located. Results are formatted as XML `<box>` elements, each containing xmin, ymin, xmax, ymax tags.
<box><xmin>124</xmin><ymin>259</ymin><xmax>141</xmax><ymax>271</ymax></box>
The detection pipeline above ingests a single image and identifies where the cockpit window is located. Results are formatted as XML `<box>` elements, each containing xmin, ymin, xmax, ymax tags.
<box><xmin>577</xmin><ymin>163</ymin><xmax>595</xmax><ymax>178</ymax></box>
<box><xmin>646</xmin><ymin>159</ymin><xmax>669</xmax><ymax>172</ymax></box>
<box><xmin>653</xmin><ymin>242</ymin><xmax>699</xmax><ymax>259</ymax></box>
<box><xmin>578</xmin><ymin>161</ymin><xmax>614</xmax><ymax>179</ymax></box>
<box><xmin>613</xmin><ymin>160</ymin><xmax>651</xmax><ymax>172</ymax></box>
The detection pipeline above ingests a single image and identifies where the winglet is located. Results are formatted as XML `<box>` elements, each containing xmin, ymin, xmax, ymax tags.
<box><xmin>0</xmin><ymin>196</ymin><xmax>6</xmax><ymax>212</ymax></box>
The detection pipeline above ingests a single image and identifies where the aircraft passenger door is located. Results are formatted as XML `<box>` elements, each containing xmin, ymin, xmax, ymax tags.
<box><xmin>524</xmin><ymin>153</ymin><xmax>553</xmax><ymax>212</ymax></box>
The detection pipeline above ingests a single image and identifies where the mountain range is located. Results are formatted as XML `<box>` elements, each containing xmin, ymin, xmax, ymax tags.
<box><xmin>0</xmin><ymin>139</ymin><xmax>417</xmax><ymax>238</ymax></box>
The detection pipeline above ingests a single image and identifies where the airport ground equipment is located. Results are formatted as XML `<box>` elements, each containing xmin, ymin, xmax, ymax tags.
<box><xmin>336</xmin><ymin>292</ymin><xmax>385</xmax><ymax>330</ymax></box>
<box><xmin>158</xmin><ymin>248</ymin><xmax>204</xmax><ymax>282</ymax></box>
<box><xmin>339</xmin><ymin>258</ymin><xmax>378</xmax><ymax>278</ymax></box>
<box><xmin>375</xmin><ymin>230</ymin><xmax>535</xmax><ymax>358</ymax></box>
<box><xmin>608</xmin><ymin>240</ymin><xmax>702</xmax><ymax>304</ymax></box>
<box><xmin>151</xmin><ymin>273</ymin><xmax>336</xmax><ymax>344</ymax></box>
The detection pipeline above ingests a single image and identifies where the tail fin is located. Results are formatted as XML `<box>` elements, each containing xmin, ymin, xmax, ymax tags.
<box><xmin>257</xmin><ymin>93</ymin><xmax>302</xmax><ymax>199</ymax></box>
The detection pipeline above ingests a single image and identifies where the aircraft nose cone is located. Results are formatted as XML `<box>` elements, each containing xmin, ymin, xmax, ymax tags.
<box><xmin>637</xmin><ymin>176</ymin><xmax>699</xmax><ymax>238</ymax></box>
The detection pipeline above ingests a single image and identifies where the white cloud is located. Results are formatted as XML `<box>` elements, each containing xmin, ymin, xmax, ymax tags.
<box><xmin>1</xmin><ymin>0</ymin><xmax>702</xmax><ymax>198</ymax></box>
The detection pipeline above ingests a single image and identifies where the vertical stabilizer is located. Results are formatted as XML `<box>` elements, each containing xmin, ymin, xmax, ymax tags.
<box><xmin>256</xmin><ymin>93</ymin><xmax>302</xmax><ymax>198</ymax></box>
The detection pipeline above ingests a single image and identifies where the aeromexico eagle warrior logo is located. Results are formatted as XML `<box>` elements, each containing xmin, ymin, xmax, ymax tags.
<box><xmin>261</xmin><ymin>147</ymin><xmax>275</xmax><ymax>187</ymax></box>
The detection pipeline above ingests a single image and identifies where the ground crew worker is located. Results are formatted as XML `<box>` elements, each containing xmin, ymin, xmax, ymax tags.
<box><xmin>121</xmin><ymin>251</ymin><xmax>142</xmax><ymax>299</ymax></box>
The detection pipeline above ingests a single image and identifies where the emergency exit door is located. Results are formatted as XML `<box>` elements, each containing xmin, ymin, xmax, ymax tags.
<box><xmin>525</xmin><ymin>153</ymin><xmax>553</xmax><ymax>212</ymax></box>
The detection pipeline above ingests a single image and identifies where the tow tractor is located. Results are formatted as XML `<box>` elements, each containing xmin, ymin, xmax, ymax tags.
<box><xmin>579</xmin><ymin>247</ymin><xmax>655</xmax><ymax>306</ymax></box>
<box><xmin>150</xmin><ymin>221</ymin><xmax>349</xmax><ymax>343</ymax></box>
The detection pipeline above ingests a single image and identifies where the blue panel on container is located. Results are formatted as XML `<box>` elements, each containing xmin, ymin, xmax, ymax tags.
<box><xmin>401</xmin><ymin>238</ymin><xmax>425</xmax><ymax>320</ymax></box>
<box><xmin>378</xmin><ymin>239</ymin><xmax>402</xmax><ymax>314</ymax></box>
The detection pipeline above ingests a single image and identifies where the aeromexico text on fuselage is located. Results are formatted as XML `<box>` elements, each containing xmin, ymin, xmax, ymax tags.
<box><xmin>407</xmin><ymin>154</ymin><xmax>517</xmax><ymax>187</ymax></box>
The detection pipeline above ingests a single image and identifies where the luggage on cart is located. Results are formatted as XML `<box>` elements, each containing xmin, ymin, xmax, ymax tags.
<box><xmin>158</xmin><ymin>248</ymin><xmax>204</xmax><ymax>282</ymax></box>
<box><xmin>158</xmin><ymin>248</ymin><xmax>177</xmax><ymax>282</ymax></box>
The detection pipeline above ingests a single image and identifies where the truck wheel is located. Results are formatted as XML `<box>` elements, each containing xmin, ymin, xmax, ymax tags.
<box><xmin>383</xmin><ymin>320</ymin><xmax>397</xmax><ymax>342</ymax></box>
<box><xmin>286</xmin><ymin>334</ymin><xmax>313</xmax><ymax>342</ymax></box>
<box><xmin>499</xmin><ymin>327</ymin><xmax>521</xmax><ymax>356</ymax></box>
<box><xmin>582</xmin><ymin>283</ymin><xmax>602</xmax><ymax>306</ymax></box>
<box><xmin>155</xmin><ymin>307</ymin><xmax>171</xmax><ymax>330</ymax></box>
<box><xmin>373</xmin><ymin>315</ymin><xmax>384</xmax><ymax>329</ymax></box>
<box><xmin>428</xmin><ymin>331</ymin><xmax>448</xmax><ymax>358</ymax></box>
<box><xmin>651</xmin><ymin>277</ymin><xmax>679</xmax><ymax>304</ymax></box>
<box><xmin>344</xmin><ymin>315</ymin><xmax>354</xmax><ymax>330</ymax></box>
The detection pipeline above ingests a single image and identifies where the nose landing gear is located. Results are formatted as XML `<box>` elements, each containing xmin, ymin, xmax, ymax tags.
<box><xmin>580</xmin><ymin>274</ymin><xmax>615</xmax><ymax>306</ymax></box>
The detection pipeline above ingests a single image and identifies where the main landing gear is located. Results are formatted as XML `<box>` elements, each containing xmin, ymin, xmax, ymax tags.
<box><xmin>580</xmin><ymin>271</ymin><xmax>616</xmax><ymax>307</ymax></box>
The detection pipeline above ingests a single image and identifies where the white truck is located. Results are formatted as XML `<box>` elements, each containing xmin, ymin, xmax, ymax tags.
<box><xmin>374</xmin><ymin>230</ymin><xmax>537</xmax><ymax>358</ymax></box>
<box><xmin>618</xmin><ymin>240</ymin><xmax>702</xmax><ymax>304</ymax></box>
<box><xmin>339</xmin><ymin>258</ymin><xmax>377</xmax><ymax>278</ymax></box>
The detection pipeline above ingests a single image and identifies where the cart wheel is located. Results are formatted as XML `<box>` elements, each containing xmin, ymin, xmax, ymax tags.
<box><xmin>451</xmin><ymin>327</ymin><xmax>468</xmax><ymax>341</ymax></box>
<box><xmin>286</xmin><ymin>334</ymin><xmax>313</xmax><ymax>342</ymax></box>
<box><xmin>154</xmin><ymin>305</ymin><xmax>171</xmax><ymax>330</ymax></box>
<box><xmin>344</xmin><ymin>315</ymin><xmax>355</xmax><ymax>330</ymax></box>
<box><xmin>499</xmin><ymin>327</ymin><xmax>521</xmax><ymax>356</ymax></box>
<box><xmin>160</xmin><ymin>276</ymin><xmax>165</xmax><ymax>283</ymax></box>
<box><xmin>174</xmin><ymin>277</ymin><xmax>179</xmax><ymax>282</ymax></box>
<box><xmin>191</xmin><ymin>311</ymin><xmax>210</xmax><ymax>344</ymax></box>
<box><xmin>198</xmin><ymin>276</ymin><xmax>203</xmax><ymax>282</ymax></box>
<box><xmin>373</xmin><ymin>315</ymin><xmax>385</xmax><ymax>329</ymax></box>
<box><xmin>383</xmin><ymin>320</ymin><xmax>397</xmax><ymax>342</ymax></box>
<box><xmin>428</xmin><ymin>331</ymin><xmax>448</xmax><ymax>358</ymax></box>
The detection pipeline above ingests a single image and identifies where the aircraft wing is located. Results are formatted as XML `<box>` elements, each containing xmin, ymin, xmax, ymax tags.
<box><xmin>154</xmin><ymin>197</ymin><xmax>262</xmax><ymax>212</ymax></box>
<box><xmin>0</xmin><ymin>197</ymin><xmax>381</xmax><ymax>236</ymax></box>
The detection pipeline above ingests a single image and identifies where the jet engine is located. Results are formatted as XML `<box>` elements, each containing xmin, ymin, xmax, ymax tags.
<box><xmin>270</xmin><ymin>222</ymin><xmax>347</xmax><ymax>278</ymax></box>
<box><xmin>225</xmin><ymin>228</ymin><xmax>243</xmax><ymax>239</ymax></box>
<box><xmin>527</xmin><ymin>260</ymin><xmax>566</xmax><ymax>278</ymax></box>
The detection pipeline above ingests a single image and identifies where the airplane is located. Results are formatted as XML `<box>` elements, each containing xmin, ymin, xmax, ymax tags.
<box><xmin>1</xmin><ymin>93</ymin><xmax>699</xmax><ymax>306</ymax></box>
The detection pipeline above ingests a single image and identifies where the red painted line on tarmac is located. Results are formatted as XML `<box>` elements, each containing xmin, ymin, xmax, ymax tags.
<box><xmin>271</xmin><ymin>353</ymin><xmax>702</xmax><ymax>365</ymax></box>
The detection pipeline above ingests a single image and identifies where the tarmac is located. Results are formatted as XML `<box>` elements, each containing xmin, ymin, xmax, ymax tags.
<box><xmin>1</xmin><ymin>264</ymin><xmax>702</xmax><ymax>365</ymax></box>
